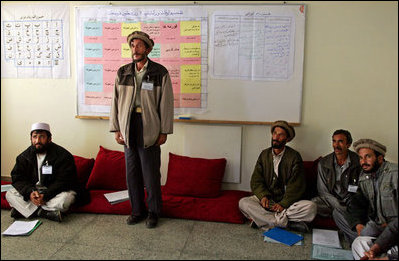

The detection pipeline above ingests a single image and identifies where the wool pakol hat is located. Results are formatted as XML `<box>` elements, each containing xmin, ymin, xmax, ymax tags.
<box><xmin>31</xmin><ymin>122</ymin><xmax>51</xmax><ymax>133</ymax></box>
<box><xmin>353</xmin><ymin>138</ymin><xmax>386</xmax><ymax>156</ymax></box>
<box><xmin>127</xmin><ymin>31</ymin><xmax>154</xmax><ymax>48</ymax></box>
<box><xmin>271</xmin><ymin>120</ymin><xmax>295</xmax><ymax>142</ymax></box>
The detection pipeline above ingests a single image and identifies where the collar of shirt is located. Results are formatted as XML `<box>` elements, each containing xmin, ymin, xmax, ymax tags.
<box><xmin>334</xmin><ymin>154</ymin><xmax>351</xmax><ymax>173</ymax></box>
<box><xmin>135</xmin><ymin>60</ymin><xmax>148</xmax><ymax>74</ymax></box>
<box><xmin>272</xmin><ymin>147</ymin><xmax>285</xmax><ymax>176</ymax></box>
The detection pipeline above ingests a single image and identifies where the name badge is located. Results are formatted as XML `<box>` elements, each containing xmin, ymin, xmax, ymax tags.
<box><xmin>42</xmin><ymin>165</ymin><xmax>53</xmax><ymax>175</ymax></box>
<box><xmin>142</xmin><ymin>82</ymin><xmax>153</xmax><ymax>91</ymax></box>
<box><xmin>348</xmin><ymin>185</ymin><xmax>358</xmax><ymax>193</ymax></box>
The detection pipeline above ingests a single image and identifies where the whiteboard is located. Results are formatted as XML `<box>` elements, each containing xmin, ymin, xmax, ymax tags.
<box><xmin>75</xmin><ymin>4</ymin><xmax>306</xmax><ymax>124</ymax></box>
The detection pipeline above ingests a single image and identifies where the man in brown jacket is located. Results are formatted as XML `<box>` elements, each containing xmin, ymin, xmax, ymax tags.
<box><xmin>239</xmin><ymin>120</ymin><xmax>317</xmax><ymax>232</ymax></box>
<box><xmin>109</xmin><ymin>31</ymin><xmax>174</xmax><ymax>229</ymax></box>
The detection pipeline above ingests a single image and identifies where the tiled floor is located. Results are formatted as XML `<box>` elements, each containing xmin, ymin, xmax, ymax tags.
<box><xmin>1</xmin><ymin>209</ymin><xmax>330</xmax><ymax>260</ymax></box>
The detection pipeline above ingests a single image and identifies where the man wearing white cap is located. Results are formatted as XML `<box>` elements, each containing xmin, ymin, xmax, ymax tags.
<box><xmin>239</xmin><ymin>120</ymin><xmax>317</xmax><ymax>232</ymax></box>
<box><xmin>109</xmin><ymin>31</ymin><xmax>174</xmax><ymax>228</ymax></box>
<box><xmin>6</xmin><ymin>122</ymin><xmax>83</xmax><ymax>222</ymax></box>
<box><xmin>333</xmin><ymin>138</ymin><xmax>397</xmax><ymax>260</ymax></box>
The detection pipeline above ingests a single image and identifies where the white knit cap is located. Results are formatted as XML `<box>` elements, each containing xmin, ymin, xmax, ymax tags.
<box><xmin>31</xmin><ymin>122</ymin><xmax>51</xmax><ymax>133</ymax></box>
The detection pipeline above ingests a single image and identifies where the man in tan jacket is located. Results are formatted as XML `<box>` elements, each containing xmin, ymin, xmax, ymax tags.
<box><xmin>109</xmin><ymin>31</ymin><xmax>174</xmax><ymax>228</ymax></box>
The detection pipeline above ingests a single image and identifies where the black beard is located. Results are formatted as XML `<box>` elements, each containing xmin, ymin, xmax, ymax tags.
<box><xmin>32</xmin><ymin>143</ymin><xmax>48</xmax><ymax>154</ymax></box>
<box><xmin>362</xmin><ymin>161</ymin><xmax>381</xmax><ymax>174</ymax></box>
<box><xmin>271</xmin><ymin>140</ymin><xmax>285</xmax><ymax>149</ymax></box>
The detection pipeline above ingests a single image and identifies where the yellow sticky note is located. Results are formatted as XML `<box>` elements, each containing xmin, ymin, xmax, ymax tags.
<box><xmin>181</xmin><ymin>64</ymin><xmax>201</xmax><ymax>93</ymax></box>
<box><xmin>180</xmin><ymin>21</ymin><xmax>201</xmax><ymax>36</ymax></box>
<box><xmin>121</xmin><ymin>23</ymin><xmax>141</xmax><ymax>36</ymax></box>
<box><xmin>121</xmin><ymin>43</ymin><xmax>131</xmax><ymax>58</ymax></box>
<box><xmin>180</xmin><ymin>43</ymin><xmax>201</xmax><ymax>58</ymax></box>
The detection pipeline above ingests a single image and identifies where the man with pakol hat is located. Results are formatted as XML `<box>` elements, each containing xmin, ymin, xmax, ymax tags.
<box><xmin>6</xmin><ymin>123</ymin><xmax>88</xmax><ymax>222</ymax></box>
<box><xmin>334</xmin><ymin>138</ymin><xmax>397</xmax><ymax>260</ymax></box>
<box><xmin>109</xmin><ymin>31</ymin><xmax>174</xmax><ymax>228</ymax></box>
<box><xmin>239</xmin><ymin>120</ymin><xmax>317</xmax><ymax>232</ymax></box>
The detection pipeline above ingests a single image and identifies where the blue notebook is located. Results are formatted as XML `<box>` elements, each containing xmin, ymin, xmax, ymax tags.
<box><xmin>263</xmin><ymin>227</ymin><xmax>304</xmax><ymax>246</ymax></box>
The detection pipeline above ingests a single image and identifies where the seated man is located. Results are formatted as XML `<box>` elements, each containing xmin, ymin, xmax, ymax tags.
<box><xmin>239</xmin><ymin>120</ymin><xmax>317</xmax><ymax>232</ymax></box>
<box><xmin>352</xmin><ymin>221</ymin><xmax>398</xmax><ymax>260</ymax></box>
<box><xmin>6</xmin><ymin>122</ymin><xmax>87</xmax><ymax>222</ymax></box>
<box><xmin>312</xmin><ymin>129</ymin><xmax>361</xmax><ymax>223</ymax></box>
<box><xmin>334</xmin><ymin>139</ymin><xmax>397</xmax><ymax>259</ymax></box>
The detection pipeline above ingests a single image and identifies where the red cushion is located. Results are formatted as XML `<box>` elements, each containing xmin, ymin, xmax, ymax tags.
<box><xmin>161</xmin><ymin>187</ymin><xmax>250</xmax><ymax>224</ymax></box>
<box><xmin>86</xmin><ymin>146</ymin><xmax>127</xmax><ymax>190</ymax></box>
<box><xmin>73</xmin><ymin>155</ymin><xmax>95</xmax><ymax>188</ymax></box>
<box><xmin>72</xmin><ymin>190</ymin><xmax>132</xmax><ymax>215</ymax></box>
<box><xmin>72</xmin><ymin>186</ymin><xmax>250</xmax><ymax>224</ymax></box>
<box><xmin>1</xmin><ymin>180</ymin><xmax>11</xmax><ymax>209</ymax></box>
<box><xmin>164</xmin><ymin>153</ymin><xmax>226</xmax><ymax>198</ymax></box>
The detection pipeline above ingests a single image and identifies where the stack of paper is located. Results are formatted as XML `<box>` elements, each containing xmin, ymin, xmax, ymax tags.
<box><xmin>2</xmin><ymin>220</ymin><xmax>42</xmax><ymax>236</ymax></box>
<box><xmin>312</xmin><ymin>228</ymin><xmax>342</xmax><ymax>248</ymax></box>
<box><xmin>311</xmin><ymin>245</ymin><xmax>353</xmax><ymax>260</ymax></box>
<box><xmin>1</xmin><ymin>184</ymin><xmax>12</xmax><ymax>192</ymax></box>
<box><xmin>311</xmin><ymin>229</ymin><xmax>353</xmax><ymax>260</ymax></box>
<box><xmin>263</xmin><ymin>227</ymin><xmax>304</xmax><ymax>246</ymax></box>
<box><xmin>103</xmin><ymin>190</ymin><xmax>129</xmax><ymax>205</ymax></box>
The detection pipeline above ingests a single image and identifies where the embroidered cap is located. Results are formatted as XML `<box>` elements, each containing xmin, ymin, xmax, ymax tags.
<box><xmin>353</xmin><ymin>138</ymin><xmax>386</xmax><ymax>157</ymax></box>
<box><xmin>271</xmin><ymin>120</ymin><xmax>295</xmax><ymax>142</ymax></box>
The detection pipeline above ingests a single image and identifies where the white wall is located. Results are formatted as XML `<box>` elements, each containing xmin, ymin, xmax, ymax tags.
<box><xmin>1</xmin><ymin>1</ymin><xmax>398</xmax><ymax>192</ymax></box>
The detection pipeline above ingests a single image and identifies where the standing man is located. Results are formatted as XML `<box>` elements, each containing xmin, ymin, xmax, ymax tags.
<box><xmin>312</xmin><ymin>130</ymin><xmax>361</xmax><ymax>225</ymax></box>
<box><xmin>334</xmin><ymin>139</ymin><xmax>397</xmax><ymax>259</ymax></box>
<box><xmin>109</xmin><ymin>31</ymin><xmax>174</xmax><ymax>228</ymax></box>
<box><xmin>239</xmin><ymin>120</ymin><xmax>317</xmax><ymax>232</ymax></box>
<box><xmin>6</xmin><ymin>122</ymin><xmax>85</xmax><ymax>222</ymax></box>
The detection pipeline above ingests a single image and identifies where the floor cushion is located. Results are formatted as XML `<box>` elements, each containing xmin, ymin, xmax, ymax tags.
<box><xmin>164</xmin><ymin>153</ymin><xmax>227</xmax><ymax>198</ymax></box>
<box><xmin>86</xmin><ymin>146</ymin><xmax>127</xmax><ymax>191</ymax></box>
<box><xmin>73</xmin><ymin>155</ymin><xmax>95</xmax><ymax>188</ymax></box>
<box><xmin>161</xmin><ymin>187</ymin><xmax>250</xmax><ymax>224</ymax></box>
<box><xmin>72</xmin><ymin>190</ymin><xmax>132</xmax><ymax>215</ymax></box>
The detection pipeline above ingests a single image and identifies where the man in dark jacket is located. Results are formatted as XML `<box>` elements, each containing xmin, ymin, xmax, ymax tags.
<box><xmin>239</xmin><ymin>120</ymin><xmax>317</xmax><ymax>232</ymax></box>
<box><xmin>312</xmin><ymin>130</ymin><xmax>361</xmax><ymax>225</ymax></box>
<box><xmin>334</xmin><ymin>138</ymin><xmax>397</xmax><ymax>259</ymax></box>
<box><xmin>6</xmin><ymin>122</ymin><xmax>86</xmax><ymax>222</ymax></box>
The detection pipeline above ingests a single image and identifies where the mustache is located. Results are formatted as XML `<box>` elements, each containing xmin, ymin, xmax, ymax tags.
<box><xmin>362</xmin><ymin>164</ymin><xmax>371</xmax><ymax>168</ymax></box>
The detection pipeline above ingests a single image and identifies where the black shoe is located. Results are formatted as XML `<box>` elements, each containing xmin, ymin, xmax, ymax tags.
<box><xmin>38</xmin><ymin>208</ymin><xmax>62</xmax><ymax>222</ymax></box>
<box><xmin>145</xmin><ymin>212</ymin><xmax>158</xmax><ymax>228</ymax></box>
<box><xmin>287</xmin><ymin>221</ymin><xmax>310</xmax><ymax>233</ymax></box>
<box><xmin>10</xmin><ymin>208</ymin><xmax>24</xmax><ymax>219</ymax></box>
<box><xmin>126</xmin><ymin>213</ymin><xmax>147</xmax><ymax>225</ymax></box>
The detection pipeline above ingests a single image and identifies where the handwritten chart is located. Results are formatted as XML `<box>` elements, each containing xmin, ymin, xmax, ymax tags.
<box><xmin>1</xmin><ymin>4</ymin><xmax>70</xmax><ymax>78</ymax></box>
<box><xmin>76</xmin><ymin>6</ymin><xmax>208</xmax><ymax>117</ymax></box>
<box><xmin>210</xmin><ymin>11</ymin><xmax>296</xmax><ymax>81</ymax></box>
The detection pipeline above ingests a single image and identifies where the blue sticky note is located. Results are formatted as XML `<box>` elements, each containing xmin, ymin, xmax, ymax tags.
<box><xmin>263</xmin><ymin>227</ymin><xmax>304</xmax><ymax>246</ymax></box>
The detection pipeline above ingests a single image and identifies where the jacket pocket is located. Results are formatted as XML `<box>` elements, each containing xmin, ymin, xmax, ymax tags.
<box><xmin>381</xmin><ymin>184</ymin><xmax>397</xmax><ymax>217</ymax></box>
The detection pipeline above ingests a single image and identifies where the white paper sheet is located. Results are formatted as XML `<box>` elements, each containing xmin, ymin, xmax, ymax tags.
<box><xmin>1</xmin><ymin>3</ymin><xmax>70</xmax><ymax>78</ymax></box>
<box><xmin>2</xmin><ymin>220</ymin><xmax>41</xmax><ymax>236</ymax></box>
<box><xmin>312</xmin><ymin>228</ymin><xmax>342</xmax><ymax>249</ymax></box>
<box><xmin>210</xmin><ymin>10</ymin><xmax>296</xmax><ymax>81</ymax></box>
<box><xmin>104</xmin><ymin>190</ymin><xmax>129</xmax><ymax>205</ymax></box>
